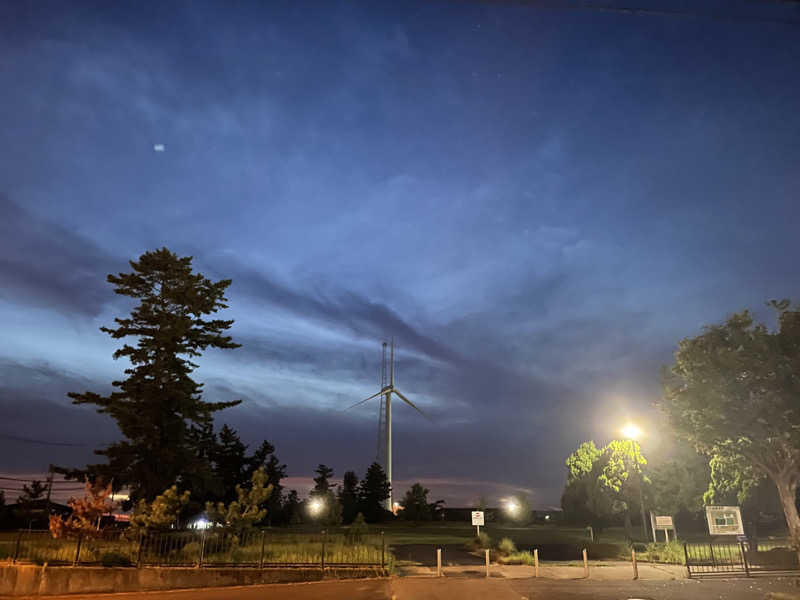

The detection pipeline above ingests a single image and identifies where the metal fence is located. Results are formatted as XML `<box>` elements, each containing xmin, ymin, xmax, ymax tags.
<box><xmin>0</xmin><ymin>529</ymin><xmax>387</xmax><ymax>569</ymax></box>
<box><xmin>684</xmin><ymin>540</ymin><xmax>799</xmax><ymax>577</ymax></box>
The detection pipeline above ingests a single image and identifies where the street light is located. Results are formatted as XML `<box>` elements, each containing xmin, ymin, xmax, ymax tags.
<box><xmin>308</xmin><ymin>498</ymin><xmax>324</xmax><ymax>517</ymax></box>
<box><xmin>504</xmin><ymin>498</ymin><xmax>519</xmax><ymax>516</ymax></box>
<box><xmin>621</xmin><ymin>422</ymin><xmax>648</xmax><ymax>539</ymax></box>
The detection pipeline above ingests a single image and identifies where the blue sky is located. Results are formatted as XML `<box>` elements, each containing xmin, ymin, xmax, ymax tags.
<box><xmin>1</xmin><ymin>0</ymin><xmax>799</xmax><ymax>507</ymax></box>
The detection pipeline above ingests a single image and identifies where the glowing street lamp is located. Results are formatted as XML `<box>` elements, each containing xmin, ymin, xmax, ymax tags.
<box><xmin>621</xmin><ymin>422</ymin><xmax>642</xmax><ymax>440</ymax></box>
<box><xmin>308</xmin><ymin>498</ymin><xmax>325</xmax><ymax>517</ymax></box>
<box><xmin>504</xmin><ymin>498</ymin><xmax>519</xmax><ymax>516</ymax></box>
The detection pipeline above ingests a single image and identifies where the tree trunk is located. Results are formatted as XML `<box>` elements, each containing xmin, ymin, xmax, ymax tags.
<box><xmin>773</xmin><ymin>475</ymin><xmax>800</xmax><ymax>566</ymax></box>
<box><xmin>624</xmin><ymin>511</ymin><xmax>633</xmax><ymax>541</ymax></box>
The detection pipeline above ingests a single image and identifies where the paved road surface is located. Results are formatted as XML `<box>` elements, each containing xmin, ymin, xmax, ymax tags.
<box><xmin>7</xmin><ymin>576</ymin><xmax>800</xmax><ymax>600</ymax></box>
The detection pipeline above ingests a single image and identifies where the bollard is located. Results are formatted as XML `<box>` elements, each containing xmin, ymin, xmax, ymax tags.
<box><xmin>582</xmin><ymin>548</ymin><xmax>588</xmax><ymax>578</ymax></box>
<box><xmin>632</xmin><ymin>548</ymin><xmax>638</xmax><ymax>580</ymax></box>
<box><xmin>485</xmin><ymin>549</ymin><xmax>490</xmax><ymax>577</ymax></box>
<box><xmin>534</xmin><ymin>548</ymin><xmax>539</xmax><ymax>577</ymax></box>
<box><xmin>436</xmin><ymin>548</ymin><xmax>442</xmax><ymax>577</ymax></box>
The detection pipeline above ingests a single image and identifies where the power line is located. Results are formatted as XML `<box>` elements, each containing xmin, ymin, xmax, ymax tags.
<box><xmin>466</xmin><ymin>0</ymin><xmax>800</xmax><ymax>26</ymax></box>
<box><xmin>0</xmin><ymin>432</ymin><xmax>88</xmax><ymax>447</ymax></box>
<box><xmin>0</xmin><ymin>475</ymin><xmax>87</xmax><ymax>484</ymax></box>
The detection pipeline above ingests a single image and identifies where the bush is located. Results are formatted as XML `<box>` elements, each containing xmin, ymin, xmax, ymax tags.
<box><xmin>643</xmin><ymin>541</ymin><xmax>685</xmax><ymax>564</ymax></box>
<box><xmin>466</xmin><ymin>532</ymin><xmax>492</xmax><ymax>550</ymax></box>
<box><xmin>497</xmin><ymin>537</ymin><xmax>517</xmax><ymax>556</ymax></box>
<box><xmin>498</xmin><ymin>551</ymin><xmax>535</xmax><ymax>565</ymax></box>
<box><xmin>100</xmin><ymin>552</ymin><xmax>133</xmax><ymax>567</ymax></box>
<box><xmin>180</xmin><ymin>541</ymin><xmax>201</xmax><ymax>561</ymax></box>
<box><xmin>631</xmin><ymin>542</ymin><xmax>647</xmax><ymax>553</ymax></box>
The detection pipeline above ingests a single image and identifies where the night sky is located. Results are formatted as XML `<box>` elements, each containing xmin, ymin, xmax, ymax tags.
<box><xmin>1</xmin><ymin>0</ymin><xmax>799</xmax><ymax>508</ymax></box>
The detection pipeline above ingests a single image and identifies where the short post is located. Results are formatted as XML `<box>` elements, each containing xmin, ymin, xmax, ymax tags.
<box><xmin>631</xmin><ymin>548</ymin><xmax>638</xmax><ymax>580</ymax></box>
<box><xmin>381</xmin><ymin>531</ymin><xmax>385</xmax><ymax>569</ymax></box>
<box><xmin>534</xmin><ymin>548</ymin><xmax>539</xmax><ymax>577</ymax></box>
<box><xmin>739</xmin><ymin>541</ymin><xmax>750</xmax><ymax>577</ymax></box>
<box><xmin>582</xmin><ymin>548</ymin><xmax>588</xmax><ymax>578</ymax></box>
<box><xmin>12</xmin><ymin>530</ymin><xmax>23</xmax><ymax>564</ymax></box>
<box><xmin>436</xmin><ymin>548</ymin><xmax>442</xmax><ymax>577</ymax></box>
<box><xmin>587</xmin><ymin>525</ymin><xmax>594</xmax><ymax>542</ymax></box>
<box><xmin>683</xmin><ymin>542</ymin><xmax>691</xmax><ymax>579</ymax></box>
<box><xmin>485</xmin><ymin>548</ymin><xmax>490</xmax><ymax>577</ymax></box>
<box><xmin>321</xmin><ymin>530</ymin><xmax>326</xmax><ymax>571</ymax></box>
<box><xmin>73</xmin><ymin>534</ymin><xmax>83</xmax><ymax>567</ymax></box>
<box><xmin>259</xmin><ymin>530</ymin><xmax>266</xmax><ymax>569</ymax></box>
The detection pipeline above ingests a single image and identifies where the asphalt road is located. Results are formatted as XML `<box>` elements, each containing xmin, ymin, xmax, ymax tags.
<box><xmin>7</xmin><ymin>576</ymin><xmax>800</xmax><ymax>600</ymax></box>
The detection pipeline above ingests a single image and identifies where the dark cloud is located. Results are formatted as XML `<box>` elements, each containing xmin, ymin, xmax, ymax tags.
<box><xmin>0</xmin><ymin>195</ymin><xmax>124</xmax><ymax>317</ymax></box>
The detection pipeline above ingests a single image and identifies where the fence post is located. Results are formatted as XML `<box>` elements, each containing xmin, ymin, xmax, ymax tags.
<box><xmin>485</xmin><ymin>549</ymin><xmax>490</xmax><ymax>577</ymax></box>
<box><xmin>136</xmin><ymin>532</ymin><xmax>144</xmax><ymax>568</ymax></box>
<box><xmin>321</xmin><ymin>530</ymin><xmax>326</xmax><ymax>571</ymax></box>
<box><xmin>381</xmin><ymin>531</ymin><xmax>385</xmax><ymax>569</ymax></box>
<box><xmin>73</xmin><ymin>534</ymin><xmax>83</xmax><ymax>567</ymax></box>
<box><xmin>683</xmin><ymin>543</ymin><xmax>691</xmax><ymax>578</ymax></box>
<box><xmin>631</xmin><ymin>548</ymin><xmax>638</xmax><ymax>580</ymax></box>
<box><xmin>259</xmin><ymin>530</ymin><xmax>266</xmax><ymax>569</ymax></box>
<box><xmin>12</xmin><ymin>530</ymin><xmax>23</xmax><ymax>564</ymax></box>
<box><xmin>198</xmin><ymin>529</ymin><xmax>206</xmax><ymax>568</ymax></box>
<box><xmin>582</xmin><ymin>548</ymin><xmax>588</xmax><ymax>578</ymax></box>
<box><xmin>534</xmin><ymin>548</ymin><xmax>539</xmax><ymax>577</ymax></box>
<box><xmin>436</xmin><ymin>548</ymin><xmax>442</xmax><ymax>577</ymax></box>
<box><xmin>739</xmin><ymin>541</ymin><xmax>750</xmax><ymax>577</ymax></box>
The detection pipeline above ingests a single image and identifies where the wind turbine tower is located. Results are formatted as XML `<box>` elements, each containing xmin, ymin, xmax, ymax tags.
<box><xmin>349</xmin><ymin>339</ymin><xmax>426</xmax><ymax>511</ymax></box>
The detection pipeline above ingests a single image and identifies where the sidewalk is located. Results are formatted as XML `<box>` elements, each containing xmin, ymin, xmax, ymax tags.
<box><xmin>396</xmin><ymin>560</ymin><xmax>687</xmax><ymax>580</ymax></box>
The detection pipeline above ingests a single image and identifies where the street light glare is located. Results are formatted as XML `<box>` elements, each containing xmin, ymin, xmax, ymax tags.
<box><xmin>622</xmin><ymin>423</ymin><xmax>642</xmax><ymax>440</ymax></box>
<box><xmin>309</xmin><ymin>498</ymin><xmax>324</xmax><ymax>516</ymax></box>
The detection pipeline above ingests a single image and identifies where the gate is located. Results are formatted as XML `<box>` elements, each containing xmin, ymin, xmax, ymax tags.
<box><xmin>684</xmin><ymin>541</ymin><xmax>799</xmax><ymax>578</ymax></box>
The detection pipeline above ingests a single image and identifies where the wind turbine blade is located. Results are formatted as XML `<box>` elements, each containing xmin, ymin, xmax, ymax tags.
<box><xmin>343</xmin><ymin>390</ymin><xmax>384</xmax><ymax>411</ymax></box>
<box><xmin>392</xmin><ymin>388</ymin><xmax>432</xmax><ymax>422</ymax></box>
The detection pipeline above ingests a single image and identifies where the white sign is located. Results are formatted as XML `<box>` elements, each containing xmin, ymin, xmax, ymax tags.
<box><xmin>471</xmin><ymin>511</ymin><xmax>485</xmax><ymax>526</ymax></box>
<box><xmin>654</xmin><ymin>515</ymin><xmax>674</xmax><ymax>528</ymax></box>
<box><xmin>705</xmin><ymin>505</ymin><xmax>744</xmax><ymax>535</ymax></box>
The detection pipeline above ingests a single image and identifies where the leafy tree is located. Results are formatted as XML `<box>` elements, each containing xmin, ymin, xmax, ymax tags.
<box><xmin>648</xmin><ymin>445</ymin><xmax>709</xmax><ymax>516</ymax></box>
<box><xmin>400</xmin><ymin>483</ymin><xmax>431</xmax><ymax>522</ymax></box>
<box><xmin>17</xmin><ymin>480</ymin><xmax>48</xmax><ymax>527</ymax></box>
<box><xmin>206</xmin><ymin>467</ymin><xmax>272</xmax><ymax>533</ymax></box>
<box><xmin>18</xmin><ymin>480</ymin><xmax>47</xmax><ymax>504</ymax></box>
<box><xmin>561</xmin><ymin>442</ymin><xmax>603</xmax><ymax>526</ymax></box>
<box><xmin>49</xmin><ymin>481</ymin><xmax>114</xmax><ymax>539</ymax></box>
<box><xmin>130</xmin><ymin>485</ymin><xmax>191</xmax><ymax>531</ymax></box>
<box><xmin>312</xmin><ymin>464</ymin><xmax>335</xmax><ymax>495</ymax></box>
<box><xmin>358</xmin><ymin>462</ymin><xmax>391</xmax><ymax>522</ymax></box>
<box><xmin>661</xmin><ymin>301</ymin><xmax>800</xmax><ymax>556</ymax></box>
<box><xmin>257</xmin><ymin>449</ymin><xmax>287</xmax><ymax>525</ymax></box>
<box><xmin>338</xmin><ymin>471</ymin><xmax>360</xmax><ymax>524</ymax></box>
<box><xmin>68</xmin><ymin>248</ymin><xmax>241</xmax><ymax>503</ymax></box>
<box><xmin>598</xmin><ymin>440</ymin><xmax>648</xmax><ymax>538</ymax></box>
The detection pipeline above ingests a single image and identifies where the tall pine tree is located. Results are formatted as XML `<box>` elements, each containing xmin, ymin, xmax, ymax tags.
<box><xmin>68</xmin><ymin>248</ymin><xmax>241</xmax><ymax>503</ymax></box>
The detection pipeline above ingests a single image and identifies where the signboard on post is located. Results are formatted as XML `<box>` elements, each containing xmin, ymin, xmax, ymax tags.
<box><xmin>472</xmin><ymin>511</ymin><xmax>484</xmax><ymax>535</ymax></box>
<box><xmin>650</xmin><ymin>512</ymin><xmax>677</xmax><ymax>542</ymax></box>
<box><xmin>705</xmin><ymin>506</ymin><xmax>744</xmax><ymax>536</ymax></box>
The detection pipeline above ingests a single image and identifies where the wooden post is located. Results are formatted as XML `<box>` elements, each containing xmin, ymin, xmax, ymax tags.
<box><xmin>485</xmin><ymin>549</ymin><xmax>490</xmax><ymax>577</ymax></box>
<box><xmin>632</xmin><ymin>548</ymin><xmax>639</xmax><ymax>580</ymax></box>
<box><xmin>259</xmin><ymin>530</ymin><xmax>266</xmax><ymax>569</ymax></box>
<box><xmin>534</xmin><ymin>548</ymin><xmax>539</xmax><ymax>577</ymax></box>
<box><xmin>73</xmin><ymin>534</ymin><xmax>83</xmax><ymax>567</ymax></box>
<box><xmin>582</xmin><ymin>548</ymin><xmax>588</xmax><ymax>578</ymax></box>
<box><xmin>381</xmin><ymin>531</ymin><xmax>385</xmax><ymax>569</ymax></box>
<box><xmin>12</xmin><ymin>530</ymin><xmax>23</xmax><ymax>564</ymax></box>
<box><xmin>321</xmin><ymin>530</ymin><xmax>326</xmax><ymax>571</ymax></box>
<box><xmin>436</xmin><ymin>548</ymin><xmax>442</xmax><ymax>577</ymax></box>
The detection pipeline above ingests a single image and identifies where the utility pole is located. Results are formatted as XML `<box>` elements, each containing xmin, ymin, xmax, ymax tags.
<box><xmin>45</xmin><ymin>464</ymin><xmax>54</xmax><ymax>520</ymax></box>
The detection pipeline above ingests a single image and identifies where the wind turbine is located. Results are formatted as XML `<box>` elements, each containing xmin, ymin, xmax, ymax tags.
<box><xmin>347</xmin><ymin>339</ymin><xmax>426</xmax><ymax>511</ymax></box>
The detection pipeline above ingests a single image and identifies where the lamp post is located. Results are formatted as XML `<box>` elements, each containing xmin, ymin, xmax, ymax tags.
<box><xmin>622</xmin><ymin>423</ymin><xmax>648</xmax><ymax>539</ymax></box>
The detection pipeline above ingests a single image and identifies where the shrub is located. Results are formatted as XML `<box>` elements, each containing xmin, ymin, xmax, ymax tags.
<box><xmin>631</xmin><ymin>542</ymin><xmax>647</xmax><ymax>553</ymax></box>
<box><xmin>100</xmin><ymin>552</ymin><xmax>132</xmax><ymax>567</ymax></box>
<box><xmin>498</xmin><ymin>551</ymin><xmax>535</xmax><ymax>565</ymax></box>
<box><xmin>467</xmin><ymin>531</ymin><xmax>492</xmax><ymax>550</ymax></box>
<box><xmin>497</xmin><ymin>537</ymin><xmax>517</xmax><ymax>556</ymax></box>
<box><xmin>180</xmin><ymin>541</ymin><xmax>201</xmax><ymax>561</ymax></box>
<box><xmin>644</xmin><ymin>541</ymin><xmax>685</xmax><ymax>564</ymax></box>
